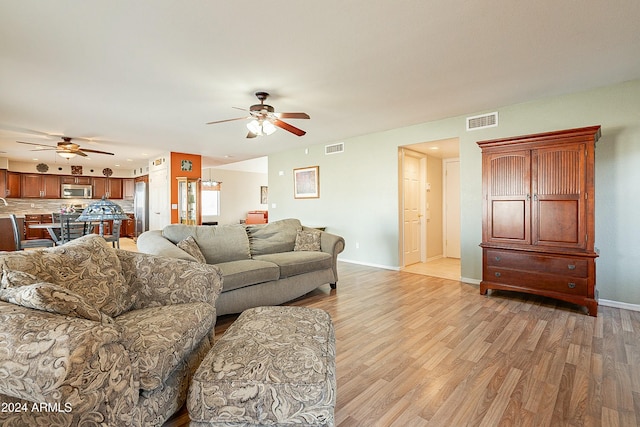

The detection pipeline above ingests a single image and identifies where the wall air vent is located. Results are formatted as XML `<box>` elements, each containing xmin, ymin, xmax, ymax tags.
<box><xmin>466</xmin><ymin>112</ymin><xmax>498</xmax><ymax>131</ymax></box>
<box><xmin>325</xmin><ymin>142</ymin><xmax>345</xmax><ymax>155</ymax></box>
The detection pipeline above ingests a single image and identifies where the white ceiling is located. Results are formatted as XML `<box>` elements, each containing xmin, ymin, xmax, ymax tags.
<box><xmin>1</xmin><ymin>1</ymin><xmax>639</xmax><ymax>171</ymax></box>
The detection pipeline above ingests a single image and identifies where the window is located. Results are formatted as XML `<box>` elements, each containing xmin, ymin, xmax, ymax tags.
<box><xmin>201</xmin><ymin>183</ymin><xmax>220</xmax><ymax>216</ymax></box>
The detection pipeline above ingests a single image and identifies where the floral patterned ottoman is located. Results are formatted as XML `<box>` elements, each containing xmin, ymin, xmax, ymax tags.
<box><xmin>187</xmin><ymin>306</ymin><xmax>336</xmax><ymax>426</ymax></box>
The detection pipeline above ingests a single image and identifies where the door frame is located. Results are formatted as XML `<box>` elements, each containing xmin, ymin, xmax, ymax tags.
<box><xmin>443</xmin><ymin>157</ymin><xmax>461</xmax><ymax>258</ymax></box>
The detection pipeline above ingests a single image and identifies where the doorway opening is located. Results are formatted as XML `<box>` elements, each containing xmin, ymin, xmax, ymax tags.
<box><xmin>398</xmin><ymin>138</ymin><xmax>461</xmax><ymax>281</ymax></box>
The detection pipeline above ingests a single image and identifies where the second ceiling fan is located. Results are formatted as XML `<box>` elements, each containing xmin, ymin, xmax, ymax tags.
<box><xmin>207</xmin><ymin>92</ymin><xmax>310</xmax><ymax>138</ymax></box>
<box><xmin>17</xmin><ymin>136</ymin><xmax>114</xmax><ymax>158</ymax></box>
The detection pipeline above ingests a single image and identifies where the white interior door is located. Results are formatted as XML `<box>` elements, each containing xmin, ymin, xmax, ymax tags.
<box><xmin>149</xmin><ymin>168</ymin><xmax>170</xmax><ymax>230</ymax></box>
<box><xmin>444</xmin><ymin>159</ymin><xmax>460</xmax><ymax>258</ymax></box>
<box><xmin>403</xmin><ymin>153</ymin><xmax>423</xmax><ymax>265</ymax></box>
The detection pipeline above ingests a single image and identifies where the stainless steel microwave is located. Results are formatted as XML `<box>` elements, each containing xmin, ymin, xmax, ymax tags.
<box><xmin>61</xmin><ymin>184</ymin><xmax>93</xmax><ymax>199</ymax></box>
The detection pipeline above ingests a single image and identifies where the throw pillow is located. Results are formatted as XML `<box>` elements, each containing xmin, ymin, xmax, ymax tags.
<box><xmin>0</xmin><ymin>234</ymin><xmax>133</xmax><ymax>318</ymax></box>
<box><xmin>177</xmin><ymin>236</ymin><xmax>207</xmax><ymax>263</ymax></box>
<box><xmin>294</xmin><ymin>229</ymin><xmax>322</xmax><ymax>252</ymax></box>
<box><xmin>1</xmin><ymin>268</ymin><xmax>40</xmax><ymax>289</ymax></box>
<box><xmin>0</xmin><ymin>281</ymin><xmax>115</xmax><ymax>324</ymax></box>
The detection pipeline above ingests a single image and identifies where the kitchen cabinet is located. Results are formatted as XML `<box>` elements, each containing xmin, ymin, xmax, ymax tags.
<box><xmin>123</xmin><ymin>178</ymin><xmax>135</xmax><ymax>200</ymax></box>
<box><xmin>21</xmin><ymin>174</ymin><xmax>61</xmax><ymax>198</ymax></box>
<box><xmin>0</xmin><ymin>169</ymin><xmax>6</xmax><ymax>197</ymax></box>
<box><xmin>120</xmin><ymin>213</ymin><xmax>135</xmax><ymax>237</ymax></box>
<box><xmin>477</xmin><ymin>126</ymin><xmax>601</xmax><ymax>316</ymax></box>
<box><xmin>61</xmin><ymin>175</ymin><xmax>92</xmax><ymax>185</ymax></box>
<box><xmin>93</xmin><ymin>177</ymin><xmax>122</xmax><ymax>199</ymax></box>
<box><xmin>7</xmin><ymin>172</ymin><xmax>21</xmax><ymax>197</ymax></box>
<box><xmin>24</xmin><ymin>214</ymin><xmax>53</xmax><ymax>240</ymax></box>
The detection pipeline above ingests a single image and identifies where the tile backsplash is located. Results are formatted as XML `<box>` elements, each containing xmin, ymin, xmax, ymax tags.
<box><xmin>0</xmin><ymin>198</ymin><xmax>134</xmax><ymax>216</ymax></box>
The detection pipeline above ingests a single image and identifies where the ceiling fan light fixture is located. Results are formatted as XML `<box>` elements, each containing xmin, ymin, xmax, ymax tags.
<box><xmin>246</xmin><ymin>119</ymin><xmax>277</xmax><ymax>136</ymax></box>
<box><xmin>57</xmin><ymin>151</ymin><xmax>77</xmax><ymax>159</ymax></box>
<box><xmin>262</xmin><ymin>120</ymin><xmax>277</xmax><ymax>135</ymax></box>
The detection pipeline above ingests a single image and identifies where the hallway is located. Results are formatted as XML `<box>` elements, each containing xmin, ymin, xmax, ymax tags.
<box><xmin>402</xmin><ymin>257</ymin><xmax>460</xmax><ymax>281</ymax></box>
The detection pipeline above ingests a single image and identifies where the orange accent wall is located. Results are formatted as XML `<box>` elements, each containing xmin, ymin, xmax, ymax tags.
<box><xmin>170</xmin><ymin>152</ymin><xmax>201</xmax><ymax>224</ymax></box>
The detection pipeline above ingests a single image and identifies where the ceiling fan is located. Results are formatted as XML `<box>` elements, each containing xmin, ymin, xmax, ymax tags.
<box><xmin>207</xmin><ymin>92</ymin><xmax>310</xmax><ymax>138</ymax></box>
<box><xmin>17</xmin><ymin>136</ymin><xmax>115</xmax><ymax>158</ymax></box>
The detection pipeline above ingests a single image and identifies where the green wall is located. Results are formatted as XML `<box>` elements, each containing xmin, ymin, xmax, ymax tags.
<box><xmin>268</xmin><ymin>79</ymin><xmax>640</xmax><ymax>306</ymax></box>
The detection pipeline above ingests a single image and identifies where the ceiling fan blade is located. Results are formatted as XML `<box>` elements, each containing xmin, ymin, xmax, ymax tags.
<box><xmin>17</xmin><ymin>140</ymin><xmax>57</xmax><ymax>148</ymax></box>
<box><xmin>272</xmin><ymin>119</ymin><xmax>306</xmax><ymax>137</ymax></box>
<box><xmin>206</xmin><ymin>116</ymin><xmax>249</xmax><ymax>125</ymax></box>
<box><xmin>79</xmin><ymin>148</ymin><xmax>115</xmax><ymax>155</ymax></box>
<box><xmin>275</xmin><ymin>112</ymin><xmax>310</xmax><ymax>119</ymax></box>
<box><xmin>74</xmin><ymin>150</ymin><xmax>88</xmax><ymax>157</ymax></box>
<box><xmin>246</xmin><ymin>131</ymin><xmax>257</xmax><ymax>139</ymax></box>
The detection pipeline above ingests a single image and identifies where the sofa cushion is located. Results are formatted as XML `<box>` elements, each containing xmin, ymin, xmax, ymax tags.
<box><xmin>177</xmin><ymin>236</ymin><xmax>206</xmax><ymax>263</ymax></box>
<box><xmin>246</xmin><ymin>218</ymin><xmax>302</xmax><ymax>256</ymax></box>
<box><xmin>253</xmin><ymin>251</ymin><xmax>333</xmax><ymax>278</ymax></box>
<box><xmin>163</xmin><ymin>224</ymin><xmax>250</xmax><ymax>264</ymax></box>
<box><xmin>294</xmin><ymin>228</ymin><xmax>322</xmax><ymax>251</ymax></box>
<box><xmin>215</xmin><ymin>259</ymin><xmax>280</xmax><ymax>292</ymax></box>
<box><xmin>0</xmin><ymin>280</ymin><xmax>114</xmax><ymax>324</ymax></box>
<box><xmin>116</xmin><ymin>301</ymin><xmax>216</xmax><ymax>391</ymax></box>
<box><xmin>0</xmin><ymin>235</ymin><xmax>133</xmax><ymax>318</ymax></box>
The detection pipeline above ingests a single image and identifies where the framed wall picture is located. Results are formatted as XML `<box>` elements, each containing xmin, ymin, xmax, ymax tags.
<box><xmin>294</xmin><ymin>166</ymin><xmax>319</xmax><ymax>199</ymax></box>
<box><xmin>260</xmin><ymin>186</ymin><xmax>268</xmax><ymax>204</ymax></box>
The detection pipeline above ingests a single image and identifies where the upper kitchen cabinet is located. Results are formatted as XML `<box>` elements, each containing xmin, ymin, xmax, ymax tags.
<box><xmin>61</xmin><ymin>175</ymin><xmax>92</xmax><ymax>185</ymax></box>
<box><xmin>6</xmin><ymin>172</ymin><xmax>21</xmax><ymax>198</ymax></box>
<box><xmin>93</xmin><ymin>177</ymin><xmax>122</xmax><ymax>199</ymax></box>
<box><xmin>20</xmin><ymin>174</ymin><xmax>61</xmax><ymax>198</ymax></box>
<box><xmin>0</xmin><ymin>170</ymin><xmax>6</xmax><ymax>197</ymax></box>
<box><xmin>123</xmin><ymin>178</ymin><xmax>135</xmax><ymax>200</ymax></box>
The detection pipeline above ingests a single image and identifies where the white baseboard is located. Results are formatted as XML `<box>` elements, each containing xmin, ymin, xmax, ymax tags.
<box><xmin>339</xmin><ymin>258</ymin><xmax>400</xmax><ymax>271</ymax></box>
<box><xmin>598</xmin><ymin>299</ymin><xmax>640</xmax><ymax>312</ymax></box>
<box><xmin>461</xmin><ymin>277</ymin><xmax>481</xmax><ymax>286</ymax></box>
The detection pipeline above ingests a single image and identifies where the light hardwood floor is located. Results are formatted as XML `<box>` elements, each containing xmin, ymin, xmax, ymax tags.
<box><xmin>158</xmin><ymin>260</ymin><xmax>639</xmax><ymax>426</ymax></box>
<box><xmin>402</xmin><ymin>257</ymin><xmax>461</xmax><ymax>281</ymax></box>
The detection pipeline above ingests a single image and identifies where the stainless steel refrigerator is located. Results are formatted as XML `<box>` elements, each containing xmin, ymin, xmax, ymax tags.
<box><xmin>134</xmin><ymin>181</ymin><xmax>149</xmax><ymax>237</ymax></box>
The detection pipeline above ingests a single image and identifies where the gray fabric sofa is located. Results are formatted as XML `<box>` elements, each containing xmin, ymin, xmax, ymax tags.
<box><xmin>0</xmin><ymin>235</ymin><xmax>223</xmax><ymax>426</ymax></box>
<box><xmin>137</xmin><ymin>218</ymin><xmax>345</xmax><ymax>316</ymax></box>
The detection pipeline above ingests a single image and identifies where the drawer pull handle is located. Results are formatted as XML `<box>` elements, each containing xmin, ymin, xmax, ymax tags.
<box><xmin>495</xmin><ymin>272</ymin><xmax>501</xmax><ymax>278</ymax></box>
<box><xmin>567</xmin><ymin>265</ymin><xmax>576</xmax><ymax>270</ymax></box>
<box><xmin>568</xmin><ymin>282</ymin><xmax>576</xmax><ymax>289</ymax></box>
<box><xmin>495</xmin><ymin>256</ymin><xmax>501</xmax><ymax>262</ymax></box>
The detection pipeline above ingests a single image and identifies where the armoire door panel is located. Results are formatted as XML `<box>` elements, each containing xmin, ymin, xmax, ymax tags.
<box><xmin>491</xmin><ymin>200</ymin><xmax>527</xmax><ymax>240</ymax></box>
<box><xmin>485</xmin><ymin>150</ymin><xmax>530</xmax><ymax>245</ymax></box>
<box><xmin>532</xmin><ymin>143</ymin><xmax>586</xmax><ymax>249</ymax></box>
<box><xmin>536</xmin><ymin>199</ymin><xmax>580</xmax><ymax>245</ymax></box>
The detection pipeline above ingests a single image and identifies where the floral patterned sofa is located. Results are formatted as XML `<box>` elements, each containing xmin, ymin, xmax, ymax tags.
<box><xmin>0</xmin><ymin>234</ymin><xmax>223</xmax><ymax>427</ymax></box>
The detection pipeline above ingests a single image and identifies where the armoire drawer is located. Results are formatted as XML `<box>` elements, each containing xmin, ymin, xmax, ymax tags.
<box><xmin>485</xmin><ymin>249</ymin><xmax>588</xmax><ymax>277</ymax></box>
<box><xmin>486</xmin><ymin>267</ymin><xmax>588</xmax><ymax>295</ymax></box>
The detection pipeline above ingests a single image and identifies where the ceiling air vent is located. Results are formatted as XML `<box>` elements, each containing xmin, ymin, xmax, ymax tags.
<box><xmin>466</xmin><ymin>112</ymin><xmax>498</xmax><ymax>131</ymax></box>
<box><xmin>325</xmin><ymin>142</ymin><xmax>344</xmax><ymax>155</ymax></box>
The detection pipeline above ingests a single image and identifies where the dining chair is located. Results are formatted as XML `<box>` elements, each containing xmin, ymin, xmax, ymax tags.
<box><xmin>48</xmin><ymin>212</ymin><xmax>63</xmax><ymax>245</ymax></box>
<box><xmin>60</xmin><ymin>213</ymin><xmax>90</xmax><ymax>244</ymax></box>
<box><xmin>9</xmin><ymin>214</ymin><xmax>55</xmax><ymax>251</ymax></box>
<box><xmin>102</xmin><ymin>219</ymin><xmax>122</xmax><ymax>248</ymax></box>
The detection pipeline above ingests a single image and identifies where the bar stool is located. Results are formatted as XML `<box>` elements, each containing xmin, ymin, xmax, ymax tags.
<box><xmin>9</xmin><ymin>214</ymin><xmax>55</xmax><ymax>251</ymax></box>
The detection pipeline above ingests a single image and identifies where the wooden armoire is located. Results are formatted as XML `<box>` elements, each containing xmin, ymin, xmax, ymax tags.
<box><xmin>477</xmin><ymin>126</ymin><xmax>601</xmax><ymax>316</ymax></box>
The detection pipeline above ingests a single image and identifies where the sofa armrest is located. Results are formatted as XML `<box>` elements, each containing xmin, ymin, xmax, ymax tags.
<box><xmin>0</xmin><ymin>302</ymin><xmax>138</xmax><ymax>425</ymax></box>
<box><xmin>116</xmin><ymin>250</ymin><xmax>223</xmax><ymax>310</ymax></box>
<box><xmin>136</xmin><ymin>230</ymin><xmax>197</xmax><ymax>262</ymax></box>
<box><xmin>303</xmin><ymin>226</ymin><xmax>345</xmax><ymax>283</ymax></box>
